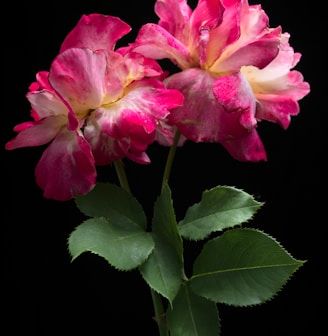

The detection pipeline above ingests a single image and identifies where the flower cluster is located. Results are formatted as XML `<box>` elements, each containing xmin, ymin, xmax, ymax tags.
<box><xmin>6</xmin><ymin>0</ymin><xmax>309</xmax><ymax>202</ymax></box>
<box><xmin>6</xmin><ymin>14</ymin><xmax>183</xmax><ymax>201</ymax></box>
<box><xmin>6</xmin><ymin>1</ymin><xmax>310</xmax><ymax>335</ymax></box>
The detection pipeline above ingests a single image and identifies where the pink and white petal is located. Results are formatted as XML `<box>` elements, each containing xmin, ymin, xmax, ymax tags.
<box><xmin>112</xmin><ymin>78</ymin><xmax>184</xmax><ymax>129</ymax></box>
<box><xmin>60</xmin><ymin>14</ymin><xmax>131</xmax><ymax>53</ymax></box>
<box><xmin>85</xmin><ymin>115</ymin><xmax>153</xmax><ymax>165</ymax></box>
<box><xmin>140</xmin><ymin>56</ymin><xmax>164</xmax><ymax>77</ymax></box>
<box><xmin>5</xmin><ymin>115</ymin><xmax>66</xmax><ymax>150</ymax></box>
<box><xmin>164</xmin><ymin>68</ymin><xmax>267</xmax><ymax>161</ymax></box>
<box><xmin>284</xmin><ymin>71</ymin><xmax>311</xmax><ymax>100</ymax></box>
<box><xmin>84</xmin><ymin>78</ymin><xmax>183</xmax><ymax>165</ymax></box>
<box><xmin>255</xmin><ymin>33</ymin><xmax>300</xmax><ymax>78</ymax></box>
<box><xmin>255</xmin><ymin>96</ymin><xmax>299</xmax><ymax>129</ymax></box>
<box><xmin>29</xmin><ymin>71</ymin><xmax>52</xmax><ymax>91</ymax></box>
<box><xmin>114</xmin><ymin>127</ymin><xmax>153</xmax><ymax>164</ymax></box>
<box><xmin>212</xmin><ymin>74</ymin><xmax>267</xmax><ymax>162</ymax></box>
<box><xmin>118</xmin><ymin>109</ymin><xmax>158</xmax><ymax>136</ymax></box>
<box><xmin>240</xmin><ymin>2</ymin><xmax>270</xmax><ymax>40</ymax></box>
<box><xmin>124</xmin><ymin>148</ymin><xmax>151</xmax><ymax>165</ymax></box>
<box><xmin>132</xmin><ymin>23</ymin><xmax>193</xmax><ymax>69</ymax></box>
<box><xmin>127</xmin><ymin>78</ymin><xmax>184</xmax><ymax>116</ymax></box>
<box><xmin>115</xmin><ymin>52</ymin><xmax>163</xmax><ymax>85</ymax></box>
<box><xmin>165</xmin><ymin>68</ymin><xmax>223</xmax><ymax>142</ymax></box>
<box><xmin>94</xmin><ymin>79</ymin><xmax>178</xmax><ymax>138</ymax></box>
<box><xmin>164</xmin><ymin>69</ymin><xmax>258</xmax><ymax>142</ymax></box>
<box><xmin>154</xmin><ymin>120</ymin><xmax>177</xmax><ymax>146</ymax></box>
<box><xmin>242</xmin><ymin>38</ymin><xmax>310</xmax><ymax>101</ymax></box>
<box><xmin>155</xmin><ymin>0</ymin><xmax>192</xmax><ymax>44</ymax></box>
<box><xmin>155</xmin><ymin>121</ymin><xmax>187</xmax><ymax>147</ymax></box>
<box><xmin>205</xmin><ymin>0</ymin><xmax>241</xmax><ymax>68</ymax></box>
<box><xmin>242</xmin><ymin>66</ymin><xmax>310</xmax><ymax>101</ymax></box>
<box><xmin>211</xmin><ymin>38</ymin><xmax>280</xmax><ymax>73</ymax></box>
<box><xmin>209</xmin><ymin>0</ymin><xmax>281</xmax><ymax>72</ymax></box>
<box><xmin>189</xmin><ymin>0</ymin><xmax>225</xmax><ymax>62</ymax></box>
<box><xmin>241</xmin><ymin>51</ymin><xmax>310</xmax><ymax>130</ymax></box>
<box><xmin>49</xmin><ymin>48</ymin><xmax>124</xmax><ymax>114</ymax></box>
<box><xmin>190</xmin><ymin>0</ymin><xmax>224</xmax><ymax>31</ymax></box>
<box><xmin>84</xmin><ymin>123</ymin><xmax>125</xmax><ymax>165</ymax></box>
<box><xmin>238</xmin><ymin>1</ymin><xmax>281</xmax><ymax>52</ymax></box>
<box><xmin>27</xmin><ymin>89</ymin><xmax>69</xmax><ymax>120</ymax></box>
<box><xmin>212</xmin><ymin>72</ymin><xmax>257</xmax><ymax>129</ymax></box>
<box><xmin>35</xmin><ymin>129</ymin><xmax>96</xmax><ymax>201</ymax></box>
<box><xmin>221</xmin><ymin>128</ymin><xmax>267</xmax><ymax>162</ymax></box>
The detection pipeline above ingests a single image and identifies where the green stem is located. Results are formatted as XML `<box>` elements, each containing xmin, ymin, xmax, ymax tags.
<box><xmin>151</xmin><ymin>289</ymin><xmax>169</xmax><ymax>336</ymax></box>
<box><xmin>114</xmin><ymin>159</ymin><xmax>131</xmax><ymax>193</ymax></box>
<box><xmin>114</xmin><ymin>130</ymin><xmax>180</xmax><ymax>336</ymax></box>
<box><xmin>150</xmin><ymin>129</ymin><xmax>181</xmax><ymax>335</ymax></box>
<box><xmin>161</xmin><ymin>129</ymin><xmax>181</xmax><ymax>190</ymax></box>
<box><xmin>114</xmin><ymin>159</ymin><xmax>168</xmax><ymax>335</ymax></box>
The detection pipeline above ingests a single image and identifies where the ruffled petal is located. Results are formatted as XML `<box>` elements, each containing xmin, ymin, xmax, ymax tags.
<box><xmin>208</xmin><ymin>0</ymin><xmax>281</xmax><ymax>72</ymax></box>
<box><xmin>5</xmin><ymin>116</ymin><xmax>66</xmax><ymax>150</ymax></box>
<box><xmin>114</xmin><ymin>51</ymin><xmax>163</xmax><ymax>85</ymax></box>
<box><xmin>49</xmin><ymin>48</ymin><xmax>124</xmax><ymax>114</ymax></box>
<box><xmin>60</xmin><ymin>14</ymin><xmax>131</xmax><ymax>53</ymax></box>
<box><xmin>49</xmin><ymin>48</ymin><xmax>120</xmax><ymax>132</ymax></box>
<box><xmin>255</xmin><ymin>97</ymin><xmax>299</xmax><ymax>129</ymax></box>
<box><xmin>212</xmin><ymin>72</ymin><xmax>257</xmax><ymax>130</ymax></box>
<box><xmin>29</xmin><ymin>71</ymin><xmax>52</xmax><ymax>91</ymax></box>
<box><xmin>241</xmin><ymin>33</ymin><xmax>310</xmax><ymax>128</ymax></box>
<box><xmin>190</xmin><ymin>0</ymin><xmax>225</xmax><ymax>65</ymax></box>
<box><xmin>132</xmin><ymin>23</ymin><xmax>193</xmax><ymax>69</ymax></box>
<box><xmin>85</xmin><ymin>78</ymin><xmax>184</xmax><ymax>165</ymax></box>
<box><xmin>165</xmin><ymin>68</ymin><xmax>224</xmax><ymax>142</ymax></box>
<box><xmin>35</xmin><ymin>129</ymin><xmax>96</xmax><ymax>201</ymax></box>
<box><xmin>155</xmin><ymin>0</ymin><xmax>192</xmax><ymax>43</ymax></box>
<box><xmin>26</xmin><ymin>89</ymin><xmax>69</xmax><ymax>120</ymax></box>
<box><xmin>165</xmin><ymin>68</ymin><xmax>266</xmax><ymax>161</ymax></box>
<box><xmin>221</xmin><ymin>128</ymin><xmax>267</xmax><ymax>162</ymax></box>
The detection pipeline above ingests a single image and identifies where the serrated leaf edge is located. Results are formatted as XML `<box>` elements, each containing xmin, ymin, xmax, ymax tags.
<box><xmin>189</xmin><ymin>227</ymin><xmax>306</xmax><ymax>307</ymax></box>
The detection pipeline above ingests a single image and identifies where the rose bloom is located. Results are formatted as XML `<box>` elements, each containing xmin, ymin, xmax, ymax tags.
<box><xmin>130</xmin><ymin>0</ymin><xmax>310</xmax><ymax>161</ymax></box>
<box><xmin>6</xmin><ymin>14</ymin><xmax>184</xmax><ymax>201</ymax></box>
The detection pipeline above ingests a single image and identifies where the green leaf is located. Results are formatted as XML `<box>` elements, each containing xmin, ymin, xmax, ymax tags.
<box><xmin>75</xmin><ymin>182</ymin><xmax>147</xmax><ymax>230</ymax></box>
<box><xmin>152</xmin><ymin>183</ymin><xmax>183</xmax><ymax>262</ymax></box>
<box><xmin>189</xmin><ymin>228</ymin><xmax>305</xmax><ymax>306</ymax></box>
<box><xmin>178</xmin><ymin>186</ymin><xmax>263</xmax><ymax>240</ymax></box>
<box><xmin>68</xmin><ymin>217</ymin><xmax>154</xmax><ymax>271</ymax></box>
<box><xmin>139</xmin><ymin>241</ymin><xmax>182</xmax><ymax>304</ymax></box>
<box><xmin>139</xmin><ymin>183</ymin><xmax>184</xmax><ymax>304</ymax></box>
<box><xmin>167</xmin><ymin>284</ymin><xmax>221</xmax><ymax>336</ymax></box>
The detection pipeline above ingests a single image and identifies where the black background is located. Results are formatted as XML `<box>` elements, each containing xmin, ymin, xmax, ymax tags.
<box><xmin>3</xmin><ymin>1</ymin><xmax>324</xmax><ymax>335</ymax></box>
